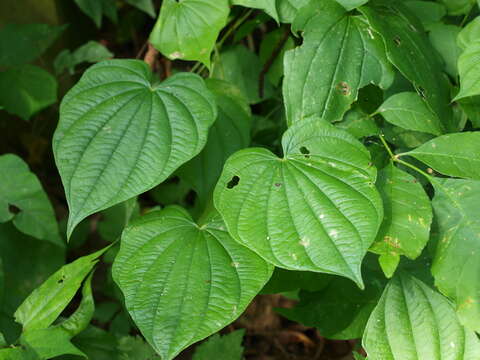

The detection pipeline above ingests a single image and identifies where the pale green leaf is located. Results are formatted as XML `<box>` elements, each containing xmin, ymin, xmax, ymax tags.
<box><xmin>0</xmin><ymin>65</ymin><xmax>57</xmax><ymax>121</ymax></box>
<box><xmin>53</xmin><ymin>59</ymin><xmax>216</xmax><ymax>238</ymax></box>
<box><xmin>14</xmin><ymin>248</ymin><xmax>106</xmax><ymax>331</ymax></box>
<box><xmin>336</xmin><ymin>0</ymin><xmax>368</xmax><ymax>11</ymax></box>
<box><xmin>112</xmin><ymin>207</ymin><xmax>273</xmax><ymax>360</ymax></box>
<box><xmin>54</xmin><ymin>41</ymin><xmax>114</xmax><ymax>75</ymax></box>
<box><xmin>192</xmin><ymin>330</ymin><xmax>245</xmax><ymax>360</ymax></box>
<box><xmin>431</xmin><ymin>179</ymin><xmax>480</xmax><ymax>332</ymax></box>
<box><xmin>458</xmin><ymin>95</ymin><xmax>480</xmax><ymax>128</ymax></box>
<box><xmin>178</xmin><ymin>79</ymin><xmax>251</xmax><ymax>206</ymax></box>
<box><xmin>231</xmin><ymin>0</ymin><xmax>279</xmax><ymax>21</ymax></box>
<box><xmin>360</xmin><ymin>1</ymin><xmax>455</xmax><ymax>132</ymax></box>
<box><xmin>0</xmin><ymin>154</ymin><xmax>62</xmax><ymax>246</ymax></box>
<box><xmin>370</xmin><ymin>164</ymin><xmax>432</xmax><ymax>276</ymax></box>
<box><xmin>377</xmin><ymin>92</ymin><xmax>444</xmax><ymax>135</ymax></box>
<box><xmin>149</xmin><ymin>0</ymin><xmax>229</xmax><ymax>67</ymax></box>
<box><xmin>363</xmin><ymin>273</ymin><xmax>480</xmax><ymax>360</ymax></box>
<box><xmin>0</xmin><ymin>23</ymin><xmax>65</xmax><ymax>67</ymax></box>
<box><xmin>428</xmin><ymin>24</ymin><xmax>462</xmax><ymax>77</ymax></box>
<box><xmin>276</xmin><ymin>0</ymin><xmax>309</xmax><ymax>23</ymax></box>
<box><xmin>212</xmin><ymin>45</ymin><xmax>275</xmax><ymax>104</ymax></box>
<box><xmin>457</xmin><ymin>17</ymin><xmax>480</xmax><ymax>50</ymax></box>
<box><xmin>440</xmin><ymin>0</ymin><xmax>476</xmax><ymax>15</ymax></box>
<box><xmin>378</xmin><ymin>253</ymin><xmax>400</xmax><ymax>279</ymax></box>
<box><xmin>404</xmin><ymin>1</ymin><xmax>446</xmax><ymax>28</ymax></box>
<box><xmin>124</xmin><ymin>0</ymin><xmax>156</xmax><ymax>17</ymax></box>
<box><xmin>454</xmin><ymin>43</ymin><xmax>480</xmax><ymax>101</ymax></box>
<box><xmin>214</xmin><ymin>118</ymin><xmax>383</xmax><ymax>286</ymax></box>
<box><xmin>406</xmin><ymin>132</ymin><xmax>480</xmax><ymax>179</ymax></box>
<box><xmin>284</xmin><ymin>0</ymin><xmax>394</xmax><ymax>124</ymax></box>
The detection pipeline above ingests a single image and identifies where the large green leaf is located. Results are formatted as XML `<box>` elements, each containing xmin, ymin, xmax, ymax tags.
<box><xmin>283</xmin><ymin>0</ymin><xmax>394</xmax><ymax>125</ymax></box>
<box><xmin>149</xmin><ymin>0</ymin><xmax>229</xmax><ymax>67</ymax></box>
<box><xmin>112</xmin><ymin>207</ymin><xmax>272</xmax><ymax>360</ymax></box>
<box><xmin>53</xmin><ymin>59</ymin><xmax>216</xmax><ymax>238</ymax></box>
<box><xmin>404</xmin><ymin>1</ymin><xmax>446</xmax><ymax>28</ymax></box>
<box><xmin>363</xmin><ymin>273</ymin><xmax>480</xmax><ymax>359</ymax></box>
<box><xmin>454</xmin><ymin>42</ymin><xmax>480</xmax><ymax>101</ymax></box>
<box><xmin>192</xmin><ymin>330</ymin><xmax>245</xmax><ymax>360</ymax></box>
<box><xmin>0</xmin><ymin>23</ymin><xmax>65</xmax><ymax>67</ymax></box>
<box><xmin>370</xmin><ymin>164</ymin><xmax>432</xmax><ymax>277</ymax></box>
<box><xmin>0</xmin><ymin>154</ymin><xmax>62</xmax><ymax>246</ymax></box>
<box><xmin>405</xmin><ymin>132</ymin><xmax>480</xmax><ymax>180</ymax></box>
<box><xmin>214</xmin><ymin>118</ymin><xmax>383</xmax><ymax>286</ymax></box>
<box><xmin>440</xmin><ymin>0</ymin><xmax>476</xmax><ymax>15</ymax></box>
<box><xmin>377</xmin><ymin>92</ymin><xmax>443</xmax><ymax>136</ymax></box>
<box><xmin>457</xmin><ymin>17</ymin><xmax>480</xmax><ymax>50</ymax></box>
<box><xmin>178</xmin><ymin>79</ymin><xmax>251</xmax><ymax>207</ymax></box>
<box><xmin>431</xmin><ymin>179</ymin><xmax>480</xmax><ymax>332</ymax></box>
<box><xmin>428</xmin><ymin>24</ymin><xmax>461</xmax><ymax>78</ymax></box>
<box><xmin>0</xmin><ymin>65</ymin><xmax>57</xmax><ymax>121</ymax></box>
<box><xmin>276</xmin><ymin>0</ymin><xmax>309</xmax><ymax>23</ymax></box>
<box><xmin>360</xmin><ymin>0</ymin><xmax>454</xmax><ymax>132</ymax></box>
<box><xmin>14</xmin><ymin>248</ymin><xmax>106</xmax><ymax>331</ymax></box>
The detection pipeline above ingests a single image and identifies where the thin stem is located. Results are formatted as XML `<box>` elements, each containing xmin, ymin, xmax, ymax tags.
<box><xmin>378</xmin><ymin>134</ymin><xmax>395</xmax><ymax>159</ymax></box>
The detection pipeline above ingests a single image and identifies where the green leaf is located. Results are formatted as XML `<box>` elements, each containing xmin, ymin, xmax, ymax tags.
<box><xmin>149</xmin><ymin>0</ymin><xmax>229</xmax><ymax>67</ymax></box>
<box><xmin>214</xmin><ymin>118</ymin><xmax>383</xmax><ymax>286</ymax></box>
<box><xmin>454</xmin><ymin>42</ymin><xmax>480</xmax><ymax>101</ymax></box>
<box><xmin>192</xmin><ymin>330</ymin><xmax>245</xmax><ymax>360</ymax></box>
<box><xmin>458</xmin><ymin>95</ymin><xmax>480</xmax><ymax>128</ymax></box>
<box><xmin>458</xmin><ymin>17</ymin><xmax>480</xmax><ymax>50</ymax></box>
<box><xmin>363</xmin><ymin>273</ymin><xmax>480</xmax><ymax>360</ymax></box>
<box><xmin>112</xmin><ymin>207</ymin><xmax>273</xmax><ymax>360</ymax></box>
<box><xmin>440</xmin><ymin>0</ymin><xmax>475</xmax><ymax>15</ymax></box>
<box><xmin>431</xmin><ymin>179</ymin><xmax>480</xmax><ymax>332</ymax></box>
<box><xmin>124</xmin><ymin>0</ymin><xmax>156</xmax><ymax>17</ymax></box>
<box><xmin>428</xmin><ymin>24</ymin><xmax>462</xmax><ymax>78</ymax></box>
<box><xmin>0</xmin><ymin>23</ymin><xmax>65</xmax><ymax>67</ymax></box>
<box><xmin>382</xmin><ymin>123</ymin><xmax>434</xmax><ymax>149</ymax></box>
<box><xmin>261</xmin><ymin>268</ymin><xmax>330</xmax><ymax>294</ymax></box>
<box><xmin>403</xmin><ymin>1</ymin><xmax>446</xmax><ymax>28</ymax></box>
<box><xmin>283</xmin><ymin>0</ymin><xmax>394</xmax><ymax>124</ymax></box>
<box><xmin>53</xmin><ymin>59</ymin><xmax>216</xmax><ymax>238</ymax></box>
<box><xmin>360</xmin><ymin>1</ymin><xmax>454</xmax><ymax>132</ymax></box>
<box><xmin>335</xmin><ymin>0</ymin><xmax>368</xmax><ymax>11</ymax></box>
<box><xmin>278</xmin><ymin>274</ymin><xmax>384</xmax><ymax>340</ymax></box>
<box><xmin>97</xmin><ymin>198</ymin><xmax>139</xmax><ymax>242</ymax></box>
<box><xmin>14</xmin><ymin>248</ymin><xmax>106</xmax><ymax>331</ymax></box>
<box><xmin>0</xmin><ymin>65</ymin><xmax>57</xmax><ymax>121</ymax></box>
<box><xmin>259</xmin><ymin>28</ymin><xmax>295</xmax><ymax>86</ymax></box>
<box><xmin>231</xmin><ymin>0</ymin><xmax>279</xmax><ymax>21</ymax></box>
<box><xmin>377</xmin><ymin>92</ymin><xmax>444</xmax><ymax>135</ymax></box>
<box><xmin>178</xmin><ymin>79</ymin><xmax>251</xmax><ymax>207</ymax></box>
<box><xmin>370</xmin><ymin>164</ymin><xmax>432</xmax><ymax>276</ymax></box>
<box><xmin>212</xmin><ymin>45</ymin><xmax>275</xmax><ymax>104</ymax></box>
<box><xmin>0</xmin><ymin>154</ymin><xmax>62</xmax><ymax>246</ymax></box>
<box><xmin>117</xmin><ymin>335</ymin><xmax>160</xmax><ymax>359</ymax></box>
<box><xmin>336</xmin><ymin>107</ymin><xmax>380</xmax><ymax>139</ymax></box>
<box><xmin>406</xmin><ymin>132</ymin><xmax>480</xmax><ymax>180</ymax></box>
<box><xmin>54</xmin><ymin>41</ymin><xmax>114</xmax><ymax>75</ymax></box>
<box><xmin>74</xmin><ymin>0</ymin><xmax>117</xmax><ymax>27</ymax></box>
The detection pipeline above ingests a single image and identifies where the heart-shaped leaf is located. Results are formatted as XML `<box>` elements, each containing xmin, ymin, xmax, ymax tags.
<box><xmin>53</xmin><ymin>59</ymin><xmax>216</xmax><ymax>237</ymax></box>
<box><xmin>214</xmin><ymin>118</ymin><xmax>383</xmax><ymax>286</ymax></box>
<box><xmin>112</xmin><ymin>207</ymin><xmax>273</xmax><ymax>360</ymax></box>
<box><xmin>363</xmin><ymin>273</ymin><xmax>480</xmax><ymax>360</ymax></box>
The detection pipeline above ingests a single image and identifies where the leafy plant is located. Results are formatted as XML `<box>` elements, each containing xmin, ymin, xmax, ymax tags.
<box><xmin>1</xmin><ymin>0</ymin><xmax>480</xmax><ymax>359</ymax></box>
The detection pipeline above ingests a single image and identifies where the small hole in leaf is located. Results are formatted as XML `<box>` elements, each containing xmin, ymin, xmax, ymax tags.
<box><xmin>227</xmin><ymin>176</ymin><xmax>240</xmax><ymax>189</ymax></box>
<box><xmin>393</xmin><ymin>36</ymin><xmax>402</xmax><ymax>46</ymax></box>
<box><xmin>300</xmin><ymin>146</ymin><xmax>310</xmax><ymax>158</ymax></box>
<box><xmin>8</xmin><ymin>204</ymin><xmax>20</xmax><ymax>214</ymax></box>
<box><xmin>274</xmin><ymin>183</ymin><xmax>282</xmax><ymax>187</ymax></box>
<box><xmin>57</xmin><ymin>276</ymin><xmax>65</xmax><ymax>284</ymax></box>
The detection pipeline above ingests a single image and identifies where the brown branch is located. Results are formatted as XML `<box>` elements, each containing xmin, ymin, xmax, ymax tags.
<box><xmin>143</xmin><ymin>42</ymin><xmax>159</xmax><ymax>70</ymax></box>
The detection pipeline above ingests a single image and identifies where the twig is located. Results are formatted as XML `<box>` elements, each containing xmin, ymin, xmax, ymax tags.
<box><xmin>143</xmin><ymin>43</ymin><xmax>159</xmax><ymax>70</ymax></box>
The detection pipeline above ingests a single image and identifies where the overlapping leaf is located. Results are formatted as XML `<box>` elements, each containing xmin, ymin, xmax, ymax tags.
<box><xmin>149</xmin><ymin>0</ymin><xmax>229</xmax><ymax>67</ymax></box>
<box><xmin>283</xmin><ymin>0</ymin><xmax>394</xmax><ymax>125</ymax></box>
<box><xmin>370</xmin><ymin>164</ymin><xmax>432</xmax><ymax>277</ymax></box>
<box><xmin>405</xmin><ymin>132</ymin><xmax>480</xmax><ymax>179</ymax></box>
<box><xmin>112</xmin><ymin>207</ymin><xmax>272</xmax><ymax>360</ymax></box>
<box><xmin>214</xmin><ymin>118</ymin><xmax>383</xmax><ymax>286</ymax></box>
<box><xmin>53</xmin><ymin>59</ymin><xmax>216</xmax><ymax>237</ymax></box>
<box><xmin>363</xmin><ymin>273</ymin><xmax>480</xmax><ymax>360</ymax></box>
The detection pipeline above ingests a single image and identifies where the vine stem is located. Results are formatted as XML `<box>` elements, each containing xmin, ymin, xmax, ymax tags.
<box><xmin>378</xmin><ymin>134</ymin><xmax>433</xmax><ymax>181</ymax></box>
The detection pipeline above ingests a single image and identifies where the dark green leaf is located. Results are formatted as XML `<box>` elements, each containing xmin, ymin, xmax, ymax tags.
<box><xmin>192</xmin><ymin>330</ymin><xmax>245</xmax><ymax>360</ymax></box>
<box><xmin>54</xmin><ymin>41</ymin><xmax>114</xmax><ymax>75</ymax></box>
<box><xmin>336</xmin><ymin>107</ymin><xmax>380</xmax><ymax>139</ymax></box>
<box><xmin>124</xmin><ymin>0</ymin><xmax>156</xmax><ymax>17</ymax></box>
<box><xmin>428</xmin><ymin>23</ymin><xmax>462</xmax><ymax>78</ymax></box>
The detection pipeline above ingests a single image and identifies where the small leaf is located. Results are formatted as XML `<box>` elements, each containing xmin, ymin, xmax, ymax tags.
<box><xmin>406</xmin><ymin>132</ymin><xmax>480</xmax><ymax>179</ymax></box>
<box><xmin>360</xmin><ymin>1</ymin><xmax>455</xmax><ymax>132</ymax></box>
<box><xmin>335</xmin><ymin>0</ymin><xmax>368</xmax><ymax>11</ymax></box>
<box><xmin>370</xmin><ymin>164</ymin><xmax>432</xmax><ymax>276</ymax></box>
<box><xmin>0</xmin><ymin>23</ymin><xmax>65</xmax><ymax>67</ymax></box>
<box><xmin>363</xmin><ymin>273</ymin><xmax>480</xmax><ymax>360</ymax></box>
<box><xmin>74</xmin><ymin>0</ymin><xmax>117</xmax><ymax>27</ymax></box>
<box><xmin>149</xmin><ymin>0</ymin><xmax>230</xmax><ymax>67</ymax></box>
<box><xmin>112</xmin><ymin>207</ymin><xmax>272</xmax><ymax>360</ymax></box>
<box><xmin>14</xmin><ymin>247</ymin><xmax>106</xmax><ymax>331</ymax></box>
<box><xmin>231</xmin><ymin>0</ymin><xmax>279</xmax><ymax>21</ymax></box>
<box><xmin>284</xmin><ymin>0</ymin><xmax>394</xmax><ymax>124</ymax></box>
<box><xmin>431</xmin><ymin>179</ymin><xmax>480</xmax><ymax>332</ymax></box>
<box><xmin>53</xmin><ymin>59</ymin><xmax>216</xmax><ymax>237</ymax></box>
<box><xmin>0</xmin><ymin>154</ymin><xmax>62</xmax><ymax>246</ymax></box>
<box><xmin>54</xmin><ymin>41</ymin><xmax>114</xmax><ymax>75</ymax></box>
<box><xmin>378</xmin><ymin>92</ymin><xmax>444</xmax><ymax>135</ymax></box>
<box><xmin>124</xmin><ymin>0</ymin><xmax>156</xmax><ymax>17</ymax></box>
<box><xmin>336</xmin><ymin>107</ymin><xmax>380</xmax><ymax>139</ymax></box>
<box><xmin>439</xmin><ymin>0</ymin><xmax>476</xmax><ymax>16</ymax></box>
<box><xmin>0</xmin><ymin>65</ymin><xmax>57</xmax><ymax>120</ymax></box>
<box><xmin>192</xmin><ymin>329</ymin><xmax>245</xmax><ymax>360</ymax></box>
<box><xmin>214</xmin><ymin>118</ymin><xmax>383</xmax><ymax>286</ymax></box>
